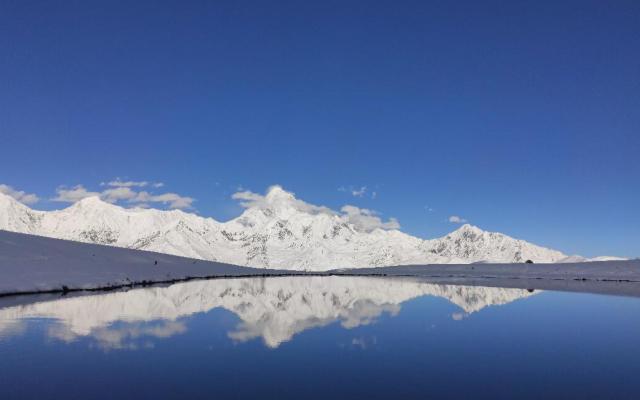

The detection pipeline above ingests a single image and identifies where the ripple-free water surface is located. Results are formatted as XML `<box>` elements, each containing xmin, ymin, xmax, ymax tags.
<box><xmin>1</xmin><ymin>276</ymin><xmax>639</xmax><ymax>399</ymax></box>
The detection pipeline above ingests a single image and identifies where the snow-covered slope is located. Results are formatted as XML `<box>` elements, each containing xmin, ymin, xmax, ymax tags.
<box><xmin>0</xmin><ymin>230</ymin><xmax>288</xmax><ymax>295</ymax></box>
<box><xmin>0</xmin><ymin>187</ymin><xmax>570</xmax><ymax>270</ymax></box>
<box><xmin>0</xmin><ymin>277</ymin><xmax>535</xmax><ymax>348</ymax></box>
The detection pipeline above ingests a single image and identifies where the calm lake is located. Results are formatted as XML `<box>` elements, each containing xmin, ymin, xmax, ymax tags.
<box><xmin>1</xmin><ymin>276</ymin><xmax>639</xmax><ymax>399</ymax></box>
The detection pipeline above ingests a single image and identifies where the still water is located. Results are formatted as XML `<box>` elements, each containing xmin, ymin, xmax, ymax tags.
<box><xmin>1</xmin><ymin>276</ymin><xmax>639</xmax><ymax>399</ymax></box>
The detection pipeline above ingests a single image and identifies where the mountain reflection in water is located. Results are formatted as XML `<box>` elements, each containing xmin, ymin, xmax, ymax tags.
<box><xmin>0</xmin><ymin>276</ymin><xmax>534</xmax><ymax>349</ymax></box>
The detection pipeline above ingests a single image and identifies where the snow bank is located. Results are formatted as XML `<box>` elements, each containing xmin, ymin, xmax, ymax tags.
<box><xmin>0</xmin><ymin>230</ymin><xmax>291</xmax><ymax>295</ymax></box>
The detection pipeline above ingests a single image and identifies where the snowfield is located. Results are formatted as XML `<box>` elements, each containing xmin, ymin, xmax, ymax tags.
<box><xmin>0</xmin><ymin>186</ymin><xmax>608</xmax><ymax>271</ymax></box>
<box><xmin>0</xmin><ymin>230</ymin><xmax>291</xmax><ymax>295</ymax></box>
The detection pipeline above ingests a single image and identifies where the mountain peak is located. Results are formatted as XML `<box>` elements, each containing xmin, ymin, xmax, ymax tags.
<box><xmin>67</xmin><ymin>196</ymin><xmax>117</xmax><ymax>211</ymax></box>
<box><xmin>233</xmin><ymin>186</ymin><xmax>302</xmax><ymax>222</ymax></box>
<box><xmin>453</xmin><ymin>224</ymin><xmax>484</xmax><ymax>235</ymax></box>
<box><xmin>75</xmin><ymin>196</ymin><xmax>107</xmax><ymax>205</ymax></box>
<box><xmin>264</xmin><ymin>185</ymin><xmax>295</xmax><ymax>203</ymax></box>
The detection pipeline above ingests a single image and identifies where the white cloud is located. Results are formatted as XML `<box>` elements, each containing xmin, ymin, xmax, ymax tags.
<box><xmin>101</xmin><ymin>187</ymin><xmax>138</xmax><ymax>203</ymax></box>
<box><xmin>232</xmin><ymin>190</ymin><xmax>267</xmax><ymax>209</ymax></box>
<box><xmin>232</xmin><ymin>186</ymin><xmax>399</xmax><ymax>233</ymax></box>
<box><xmin>0</xmin><ymin>184</ymin><xmax>39</xmax><ymax>205</ymax></box>
<box><xmin>52</xmin><ymin>182</ymin><xmax>194</xmax><ymax>210</ymax></box>
<box><xmin>448</xmin><ymin>215</ymin><xmax>467</xmax><ymax>224</ymax></box>
<box><xmin>101</xmin><ymin>179</ymin><xmax>164</xmax><ymax>188</ymax></box>
<box><xmin>147</xmin><ymin>193</ymin><xmax>194</xmax><ymax>210</ymax></box>
<box><xmin>351</xmin><ymin>186</ymin><xmax>367</xmax><ymax>197</ymax></box>
<box><xmin>103</xmin><ymin>179</ymin><xmax>149</xmax><ymax>188</ymax></box>
<box><xmin>52</xmin><ymin>185</ymin><xmax>101</xmax><ymax>203</ymax></box>
<box><xmin>338</xmin><ymin>185</ymin><xmax>371</xmax><ymax>198</ymax></box>
<box><xmin>128</xmin><ymin>191</ymin><xmax>194</xmax><ymax>209</ymax></box>
<box><xmin>341</xmin><ymin>205</ymin><xmax>400</xmax><ymax>232</ymax></box>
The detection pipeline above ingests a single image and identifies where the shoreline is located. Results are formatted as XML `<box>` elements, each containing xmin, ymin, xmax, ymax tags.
<box><xmin>2</xmin><ymin>270</ymin><xmax>640</xmax><ymax>299</ymax></box>
<box><xmin>1</xmin><ymin>229</ymin><xmax>639</xmax><ymax>299</ymax></box>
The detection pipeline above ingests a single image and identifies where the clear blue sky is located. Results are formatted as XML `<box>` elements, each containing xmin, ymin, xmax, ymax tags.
<box><xmin>1</xmin><ymin>1</ymin><xmax>638</xmax><ymax>257</ymax></box>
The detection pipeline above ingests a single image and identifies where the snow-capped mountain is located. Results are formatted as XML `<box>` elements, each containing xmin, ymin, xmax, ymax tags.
<box><xmin>0</xmin><ymin>187</ymin><xmax>569</xmax><ymax>270</ymax></box>
<box><xmin>0</xmin><ymin>276</ymin><xmax>535</xmax><ymax>348</ymax></box>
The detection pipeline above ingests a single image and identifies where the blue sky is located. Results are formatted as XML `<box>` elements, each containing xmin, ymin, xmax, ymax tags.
<box><xmin>1</xmin><ymin>0</ymin><xmax>638</xmax><ymax>257</ymax></box>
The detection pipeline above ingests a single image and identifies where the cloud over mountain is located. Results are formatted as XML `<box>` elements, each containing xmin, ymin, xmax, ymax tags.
<box><xmin>449</xmin><ymin>215</ymin><xmax>467</xmax><ymax>224</ymax></box>
<box><xmin>233</xmin><ymin>185</ymin><xmax>398</xmax><ymax>232</ymax></box>
<box><xmin>51</xmin><ymin>180</ymin><xmax>194</xmax><ymax>210</ymax></box>
<box><xmin>0</xmin><ymin>184</ymin><xmax>39</xmax><ymax>205</ymax></box>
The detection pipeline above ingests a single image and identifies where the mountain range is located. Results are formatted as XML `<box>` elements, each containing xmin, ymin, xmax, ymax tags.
<box><xmin>0</xmin><ymin>186</ymin><xmax>616</xmax><ymax>270</ymax></box>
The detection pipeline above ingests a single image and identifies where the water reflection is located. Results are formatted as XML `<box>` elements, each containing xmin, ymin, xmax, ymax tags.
<box><xmin>0</xmin><ymin>276</ymin><xmax>535</xmax><ymax>349</ymax></box>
